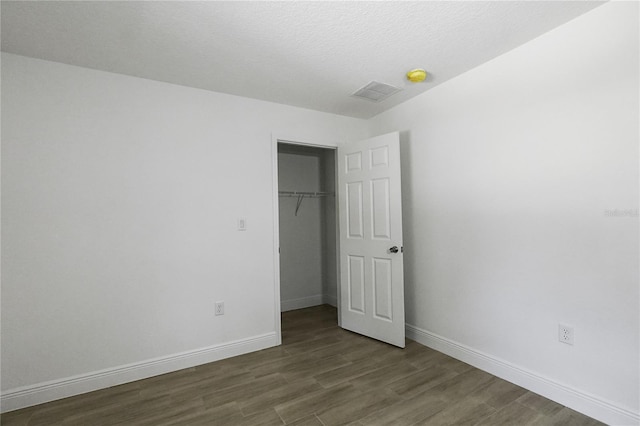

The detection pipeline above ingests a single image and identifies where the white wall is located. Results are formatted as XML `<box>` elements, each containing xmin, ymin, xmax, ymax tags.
<box><xmin>278</xmin><ymin>149</ymin><xmax>323</xmax><ymax>310</ymax></box>
<box><xmin>0</xmin><ymin>53</ymin><xmax>367</xmax><ymax>409</ymax></box>
<box><xmin>368</xmin><ymin>2</ymin><xmax>638</xmax><ymax>424</ymax></box>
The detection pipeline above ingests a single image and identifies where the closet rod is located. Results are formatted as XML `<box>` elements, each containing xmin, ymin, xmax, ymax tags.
<box><xmin>279</xmin><ymin>191</ymin><xmax>334</xmax><ymax>216</ymax></box>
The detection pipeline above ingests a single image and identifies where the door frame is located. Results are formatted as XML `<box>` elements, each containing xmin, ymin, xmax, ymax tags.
<box><xmin>271</xmin><ymin>134</ymin><xmax>341</xmax><ymax>345</ymax></box>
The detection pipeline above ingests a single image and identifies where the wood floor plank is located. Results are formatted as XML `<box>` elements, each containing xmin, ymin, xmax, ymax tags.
<box><xmin>315</xmin><ymin>388</ymin><xmax>402</xmax><ymax>426</ymax></box>
<box><xmin>251</xmin><ymin>353</ymin><xmax>350</xmax><ymax>383</ymax></box>
<box><xmin>517</xmin><ymin>391</ymin><xmax>566</xmax><ymax>416</ymax></box>
<box><xmin>0</xmin><ymin>406</ymin><xmax>35</xmax><ymax>426</ymax></box>
<box><xmin>348</xmin><ymin>360</ymin><xmax>418</xmax><ymax>390</ymax></box>
<box><xmin>182</xmin><ymin>407</ymin><xmax>285</xmax><ymax>426</ymax></box>
<box><xmin>413</xmin><ymin>395</ymin><xmax>496</xmax><ymax>425</ymax></box>
<box><xmin>403</xmin><ymin>345</ymin><xmax>458</xmax><ymax>370</ymax></box>
<box><xmin>286</xmin><ymin>415</ymin><xmax>324</xmax><ymax>426</ymax></box>
<box><xmin>530</xmin><ymin>407</ymin><xmax>606</xmax><ymax>426</ymax></box>
<box><xmin>282</xmin><ymin>355</ymin><xmax>352</xmax><ymax>383</ymax></box>
<box><xmin>239</xmin><ymin>378</ymin><xmax>322</xmax><ymax>416</ymax></box>
<box><xmin>20</xmin><ymin>385</ymin><xmax>142</xmax><ymax>426</ymax></box>
<box><xmin>338</xmin><ymin>336</ymin><xmax>391</xmax><ymax>362</ymax></box>
<box><xmin>304</xmin><ymin>338</ymin><xmax>362</xmax><ymax>360</ymax></box>
<box><xmin>475</xmin><ymin>400</ymin><xmax>543</xmax><ymax>426</ymax></box>
<box><xmin>201</xmin><ymin>372</ymin><xmax>288</xmax><ymax>408</ymax></box>
<box><xmin>58</xmin><ymin>394</ymin><xmax>174</xmax><ymax>426</ymax></box>
<box><xmin>160</xmin><ymin>401</ymin><xmax>241</xmax><ymax>426</ymax></box>
<box><xmin>312</xmin><ymin>357</ymin><xmax>380</xmax><ymax>388</ymax></box>
<box><xmin>274</xmin><ymin>382</ymin><xmax>363</xmax><ymax>424</ymax></box>
<box><xmin>283</xmin><ymin>335</ymin><xmax>344</xmax><ymax>356</ymax></box>
<box><xmin>476</xmin><ymin>376</ymin><xmax>529</xmax><ymax>409</ymax></box>
<box><xmin>389</xmin><ymin>364</ymin><xmax>460</xmax><ymax>398</ymax></box>
<box><xmin>415</xmin><ymin>368</ymin><xmax>496</xmax><ymax>403</ymax></box>
<box><xmin>194</xmin><ymin>369</ymin><xmax>256</xmax><ymax>393</ymax></box>
<box><xmin>247</xmin><ymin>352</ymin><xmax>318</xmax><ymax>378</ymax></box>
<box><xmin>358</xmin><ymin>392</ymin><xmax>449</xmax><ymax>426</ymax></box>
<box><xmin>118</xmin><ymin>397</ymin><xmax>206</xmax><ymax>426</ymax></box>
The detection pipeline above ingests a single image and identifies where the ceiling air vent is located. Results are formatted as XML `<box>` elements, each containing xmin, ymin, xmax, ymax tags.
<box><xmin>351</xmin><ymin>81</ymin><xmax>402</xmax><ymax>103</ymax></box>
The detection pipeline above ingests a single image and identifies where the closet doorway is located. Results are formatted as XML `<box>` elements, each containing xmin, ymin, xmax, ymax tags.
<box><xmin>276</xmin><ymin>142</ymin><xmax>338</xmax><ymax>324</ymax></box>
<box><xmin>273</xmin><ymin>132</ymin><xmax>406</xmax><ymax>348</ymax></box>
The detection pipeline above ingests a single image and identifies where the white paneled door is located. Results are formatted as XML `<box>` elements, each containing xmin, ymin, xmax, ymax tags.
<box><xmin>338</xmin><ymin>132</ymin><xmax>405</xmax><ymax>348</ymax></box>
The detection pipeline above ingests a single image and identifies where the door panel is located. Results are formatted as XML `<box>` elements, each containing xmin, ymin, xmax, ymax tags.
<box><xmin>348</xmin><ymin>255</ymin><xmax>365</xmax><ymax>313</ymax></box>
<box><xmin>346</xmin><ymin>182</ymin><xmax>364</xmax><ymax>239</ymax></box>
<box><xmin>371</xmin><ymin>178</ymin><xmax>391</xmax><ymax>239</ymax></box>
<box><xmin>338</xmin><ymin>132</ymin><xmax>405</xmax><ymax>348</ymax></box>
<box><xmin>373</xmin><ymin>257</ymin><xmax>393</xmax><ymax>321</ymax></box>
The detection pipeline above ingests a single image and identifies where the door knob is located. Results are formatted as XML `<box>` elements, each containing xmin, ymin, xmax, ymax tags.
<box><xmin>389</xmin><ymin>246</ymin><xmax>399</xmax><ymax>253</ymax></box>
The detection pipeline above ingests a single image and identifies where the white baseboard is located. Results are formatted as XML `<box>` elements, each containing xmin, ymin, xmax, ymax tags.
<box><xmin>0</xmin><ymin>332</ymin><xmax>278</xmax><ymax>414</ymax></box>
<box><xmin>323</xmin><ymin>294</ymin><xmax>337</xmax><ymax>307</ymax></box>
<box><xmin>406</xmin><ymin>324</ymin><xmax>639</xmax><ymax>426</ymax></box>
<box><xmin>281</xmin><ymin>295</ymin><xmax>324</xmax><ymax>312</ymax></box>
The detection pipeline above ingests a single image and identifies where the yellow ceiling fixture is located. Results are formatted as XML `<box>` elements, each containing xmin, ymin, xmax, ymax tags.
<box><xmin>406</xmin><ymin>69</ymin><xmax>427</xmax><ymax>83</ymax></box>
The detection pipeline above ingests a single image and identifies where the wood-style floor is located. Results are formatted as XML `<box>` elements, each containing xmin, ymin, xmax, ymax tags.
<box><xmin>1</xmin><ymin>305</ymin><xmax>603</xmax><ymax>425</ymax></box>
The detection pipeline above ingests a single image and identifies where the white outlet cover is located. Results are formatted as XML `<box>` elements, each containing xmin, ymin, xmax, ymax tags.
<box><xmin>558</xmin><ymin>324</ymin><xmax>574</xmax><ymax>345</ymax></box>
<box><xmin>215</xmin><ymin>301</ymin><xmax>224</xmax><ymax>316</ymax></box>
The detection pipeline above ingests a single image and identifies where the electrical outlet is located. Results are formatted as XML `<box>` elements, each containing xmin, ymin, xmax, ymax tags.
<box><xmin>215</xmin><ymin>301</ymin><xmax>224</xmax><ymax>316</ymax></box>
<box><xmin>558</xmin><ymin>324</ymin><xmax>574</xmax><ymax>345</ymax></box>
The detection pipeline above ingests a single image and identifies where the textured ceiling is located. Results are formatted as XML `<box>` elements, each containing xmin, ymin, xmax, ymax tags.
<box><xmin>1</xmin><ymin>1</ymin><xmax>604</xmax><ymax>119</ymax></box>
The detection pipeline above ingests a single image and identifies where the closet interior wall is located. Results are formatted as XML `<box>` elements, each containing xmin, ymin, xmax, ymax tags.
<box><xmin>278</xmin><ymin>144</ymin><xmax>337</xmax><ymax>312</ymax></box>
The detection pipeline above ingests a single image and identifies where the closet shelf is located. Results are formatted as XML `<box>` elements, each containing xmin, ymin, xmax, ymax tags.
<box><xmin>278</xmin><ymin>191</ymin><xmax>334</xmax><ymax>197</ymax></box>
